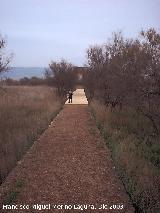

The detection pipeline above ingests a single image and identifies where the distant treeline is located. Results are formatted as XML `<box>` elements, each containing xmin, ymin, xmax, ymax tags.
<box><xmin>2</xmin><ymin>76</ymin><xmax>48</xmax><ymax>86</ymax></box>
<box><xmin>2</xmin><ymin>64</ymin><xmax>83</xmax><ymax>91</ymax></box>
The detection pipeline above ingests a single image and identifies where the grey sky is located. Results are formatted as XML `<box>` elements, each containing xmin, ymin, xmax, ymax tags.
<box><xmin>0</xmin><ymin>0</ymin><xmax>160</xmax><ymax>67</ymax></box>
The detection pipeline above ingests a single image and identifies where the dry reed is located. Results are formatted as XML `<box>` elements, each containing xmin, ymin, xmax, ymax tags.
<box><xmin>0</xmin><ymin>86</ymin><xmax>62</xmax><ymax>183</ymax></box>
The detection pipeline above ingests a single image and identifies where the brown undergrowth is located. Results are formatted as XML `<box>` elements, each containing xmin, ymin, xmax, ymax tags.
<box><xmin>90</xmin><ymin>100</ymin><xmax>160</xmax><ymax>213</ymax></box>
<box><xmin>0</xmin><ymin>86</ymin><xmax>62</xmax><ymax>184</ymax></box>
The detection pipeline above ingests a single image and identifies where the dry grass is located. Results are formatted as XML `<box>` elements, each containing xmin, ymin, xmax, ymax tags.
<box><xmin>90</xmin><ymin>100</ymin><xmax>160</xmax><ymax>213</ymax></box>
<box><xmin>0</xmin><ymin>86</ymin><xmax>62</xmax><ymax>183</ymax></box>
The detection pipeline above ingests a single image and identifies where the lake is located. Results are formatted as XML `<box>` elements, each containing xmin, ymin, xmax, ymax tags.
<box><xmin>1</xmin><ymin>67</ymin><xmax>46</xmax><ymax>80</ymax></box>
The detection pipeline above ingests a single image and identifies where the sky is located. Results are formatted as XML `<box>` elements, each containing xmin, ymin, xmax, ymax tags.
<box><xmin>0</xmin><ymin>0</ymin><xmax>160</xmax><ymax>67</ymax></box>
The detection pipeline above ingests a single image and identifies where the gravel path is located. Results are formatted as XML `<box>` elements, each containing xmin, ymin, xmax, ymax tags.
<box><xmin>0</xmin><ymin>94</ymin><xmax>134</xmax><ymax>212</ymax></box>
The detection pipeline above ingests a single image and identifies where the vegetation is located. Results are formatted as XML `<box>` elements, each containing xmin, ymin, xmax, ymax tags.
<box><xmin>84</xmin><ymin>28</ymin><xmax>160</xmax><ymax>212</ymax></box>
<box><xmin>0</xmin><ymin>35</ymin><xmax>12</xmax><ymax>74</ymax></box>
<box><xmin>0</xmin><ymin>27</ymin><xmax>160</xmax><ymax>212</ymax></box>
<box><xmin>84</xmin><ymin>28</ymin><xmax>160</xmax><ymax>136</ymax></box>
<box><xmin>45</xmin><ymin>59</ymin><xmax>77</xmax><ymax>97</ymax></box>
<box><xmin>90</xmin><ymin>100</ymin><xmax>160</xmax><ymax>212</ymax></box>
<box><xmin>2</xmin><ymin>76</ymin><xmax>48</xmax><ymax>86</ymax></box>
<box><xmin>0</xmin><ymin>86</ymin><xmax>62</xmax><ymax>184</ymax></box>
<box><xmin>4</xmin><ymin>179</ymin><xmax>25</xmax><ymax>205</ymax></box>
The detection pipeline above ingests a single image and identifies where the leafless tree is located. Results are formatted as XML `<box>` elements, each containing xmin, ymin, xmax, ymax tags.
<box><xmin>85</xmin><ymin>28</ymin><xmax>160</xmax><ymax>135</ymax></box>
<box><xmin>0</xmin><ymin>35</ymin><xmax>12</xmax><ymax>74</ymax></box>
<box><xmin>45</xmin><ymin>59</ymin><xmax>77</xmax><ymax>97</ymax></box>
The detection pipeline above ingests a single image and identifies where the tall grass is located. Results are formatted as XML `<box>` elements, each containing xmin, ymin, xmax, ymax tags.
<box><xmin>0</xmin><ymin>86</ymin><xmax>62</xmax><ymax>184</ymax></box>
<box><xmin>90</xmin><ymin>100</ymin><xmax>160</xmax><ymax>213</ymax></box>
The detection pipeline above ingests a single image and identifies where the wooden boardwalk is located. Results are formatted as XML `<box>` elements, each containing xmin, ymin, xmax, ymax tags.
<box><xmin>65</xmin><ymin>89</ymin><xmax>88</xmax><ymax>105</ymax></box>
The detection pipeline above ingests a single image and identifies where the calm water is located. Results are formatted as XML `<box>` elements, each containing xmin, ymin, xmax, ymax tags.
<box><xmin>2</xmin><ymin>67</ymin><xmax>45</xmax><ymax>80</ymax></box>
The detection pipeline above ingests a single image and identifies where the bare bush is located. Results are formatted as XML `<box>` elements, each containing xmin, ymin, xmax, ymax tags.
<box><xmin>85</xmin><ymin>28</ymin><xmax>160</xmax><ymax>135</ymax></box>
<box><xmin>45</xmin><ymin>59</ymin><xmax>77</xmax><ymax>97</ymax></box>
<box><xmin>0</xmin><ymin>35</ymin><xmax>12</xmax><ymax>74</ymax></box>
